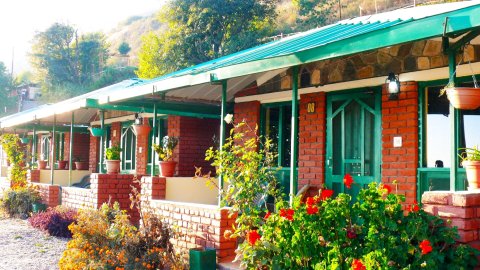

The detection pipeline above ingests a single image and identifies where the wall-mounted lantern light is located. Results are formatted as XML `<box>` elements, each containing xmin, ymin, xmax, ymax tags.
<box><xmin>386</xmin><ymin>72</ymin><xmax>400</xmax><ymax>100</ymax></box>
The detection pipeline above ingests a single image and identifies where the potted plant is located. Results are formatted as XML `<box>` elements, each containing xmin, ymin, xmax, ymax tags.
<box><xmin>105</xmin><ymin>144</ymin><xmax>122</xmax><ymax>174</ymax></box>
<box><xmin>443</xmin><ymin>81</ymin><xmax>480</xmax><ymax>110</ymax></box>
<box><xmin>74</xmin><ymin>157</ymin><xmax>89</xmax><ymax>170</ymax></box>
<box><xmin>459</xmin><ymin>146</ymin><xmax>480</xmax><ymax>190</ymax></box>
<box><xmin>57</xmin><ymin>151</ymin><xmax>67</xmax><ymax>170</ymax></box>
<box><xmin>132</xmin><ymin>114</ymin><xmax>151</xmax><ymax>136</ymax></box>
<box><xmin>153</xmin><ymin>136</ymin><xmax>179</xmax><ymax>177</ymax></box>
<box><xmin>38</xmin><ymin>152</ymin><xmax>47</xmax><ymax>170</ymax></box>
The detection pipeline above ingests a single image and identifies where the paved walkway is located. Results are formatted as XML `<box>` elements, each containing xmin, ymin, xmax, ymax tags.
<box><xmin>0</xmin><ymin>216</ymin><xmax>68</xmax><ymax>270</ymax></box>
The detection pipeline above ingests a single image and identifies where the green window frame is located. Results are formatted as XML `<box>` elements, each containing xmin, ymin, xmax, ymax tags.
<box><xmin>260</xmin><ymin>102</ymin><xmax>297</xmax><ymax>196</ymax></box>
<box><xmin>416</xmin><ymin>76</ymin><xmax>480</xmax><ymax>200</ymax></box>
<box><xmin>120</xmin><ymin>122</ymin><xmax>136</xmax><ymax>173</ymax></box>
<box><xmin>147</xmin><ymin>117</ymin><xmax>168</xmax><ymax>175</ymax></box>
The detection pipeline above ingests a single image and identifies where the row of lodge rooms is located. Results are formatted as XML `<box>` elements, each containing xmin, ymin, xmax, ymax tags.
<box><xmin>1</xmin><ymin>1</ymin><xmax>480</xmax><ymax>265</ymax></box>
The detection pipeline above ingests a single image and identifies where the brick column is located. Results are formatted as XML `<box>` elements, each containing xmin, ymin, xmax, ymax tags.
<box><xmin>298</xmin><ymin>92</ymin><xmax>326</xmax><ymax>194</ymax></box>
<box><xmin>381</xmin><ymin>81</ymin><xmax>419</xmax><ymax>205</ymax></box>
<box><xmin>27</xmin><ymin>169</ymin><xmax>40</xmax><ymax>182</ymax></box>
<box><xmin>233</xmin><ymin>101</ymin><xmax>261</xmax><ymax>140</ymax></box>
<box><xmin>89</xmin><ymin>135</ymin><xmax>100</xmax><ymax>172</ymax></box>
<box><xmin>110</xmin><ymin>122</ymin><xmax>121</xmax><ymax>146</ymax></box>
<box><xmin>422</xmin><ymin>191</ymin><xmax>480</xmax><ymax>254</ymax></box>
<box><xmin>135</xmin><ymin>124</ymin><xmax>149</xmax><ymax>175</ymax></box>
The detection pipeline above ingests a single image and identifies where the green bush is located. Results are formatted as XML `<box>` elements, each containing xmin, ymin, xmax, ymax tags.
<box><xmin>239</xmin><ymin>183</ymin><xmax>479</xmax><ymax>269</ymax></box>
<box><xmin>105</xmin><ymin>144</ymin><xmax>122</xmax><ymax>160</ymax></box>
<box><xmin>1</xmin><ymin>186</ymin><xmax>41</xmax><ymax>217</ymax></box>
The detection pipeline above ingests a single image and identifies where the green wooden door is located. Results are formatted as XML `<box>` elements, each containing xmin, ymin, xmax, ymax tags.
<box><xmin>326</xmin><ymin>89</ymin><xmax>381</xmax><ymax>198</ymax></box>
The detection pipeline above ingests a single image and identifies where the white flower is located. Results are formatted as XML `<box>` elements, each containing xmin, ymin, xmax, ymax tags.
<box><xmin>224</xmin><ymin>114</ymin><xmax>233</xmax><ymax>124</ymax></box>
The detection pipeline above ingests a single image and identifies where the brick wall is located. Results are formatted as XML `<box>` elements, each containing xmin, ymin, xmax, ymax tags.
<box><xmin>31</xmin><ymin>182</ymin><xmax>60</xmax><ymax>208</ymax></box>
<box><xmin>233</xmin><ymin>101</ymin><xmax>261</xmax><ymax>140</ymax></box>
<box><xmin>136</xmin><ymin>121</ymin><xmax>150</xmax><ymax>175</ymax></box>
<box><xmin>167</xmin><ymin>116</ymin><xmax>220</xmax><ymax>176</ymax></box>
<box><xmin>381</xmin><ymin>81</ymin><xmax>419</xmax><ymax>205</ymax></box>
<box><xmin>61</xmin><ymin>173</ymin><xmax>141</xmax><ymax>224</ymax></box>
<box><xmin>27</xmin><ymin>169</ymin><xmax>40</xmax><ymax>182</ymax></box>
<box><xmin>422</xmin><ymin>191</ymin><xmax>480</xmax><ymax>258</ymax></box>
<box><xmin>64</xmin><ymin>133</ymin><xmax>90</xmax><ymax>168</ymax></box>
<box><xmin>298</xmin><ymin>92</ymin><xmax>326</xmax><ymax>194</ymax></box>
<box><xmin>89</xmin><ymin>135</ymin><xmax>100</xmax><ymax>172</ymax></box>
<box><xmin>111</xmin><ymin>122</ymin><xmax>121</xmax><ymax>146</ymax></box>
<box><xmin>142</xmin><ymin>176</ymin><xmax>166</xmax><ymax>200</ymax></box>
<box><xmin>141</xmin><ymin>176</ymin><xmax>237</xmax><ymax>261</ymax></box>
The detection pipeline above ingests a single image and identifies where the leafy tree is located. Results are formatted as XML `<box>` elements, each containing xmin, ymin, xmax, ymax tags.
<box><xmin>30</xmin><ymin>23</ymin><xmax>109</xmax><ymax>100</ymax></box>
<box><xmin>0</xmin><ymin>62</ymin><xmax>15</xmax><ymax>115</ymax></box>
<box><xmin>137</xmin><ymin>0</ymin><xmax>279</xmax><ymax>79</ymax></box>
<box><xmin>118</xmin><ymin>42</ymin><xmax>131</xmax><ymax>56</ymax></box>
<box><xmin>293</xmin><ymin>0</ymin><xmax>337</xmax><ymax>31</ymax></box>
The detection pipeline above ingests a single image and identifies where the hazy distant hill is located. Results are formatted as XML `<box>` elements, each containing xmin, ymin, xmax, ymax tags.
<box><xmin>107</xmin><ymin>14</ymin><xmax>166</xmax><ymax>66</ymax></box>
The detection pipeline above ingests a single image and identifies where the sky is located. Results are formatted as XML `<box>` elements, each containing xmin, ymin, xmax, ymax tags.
<box><xmin>0</xmin><ymin>0</ymin><xmax>165</xmax><ymax>74</ymax></box>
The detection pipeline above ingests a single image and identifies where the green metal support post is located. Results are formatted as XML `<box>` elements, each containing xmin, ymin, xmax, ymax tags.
<box><xmin>69</xmin><ymin>112</ymin><xmax>74</xmax><ymax>186</ymax></box>
<box><xmin>448</xmin><ymin>51</ymin><xmax>460</xmax><ymax>191</ymax></box>
<box><xmin>218</xmin><ymin>80</ymin><xmax>227</xmax><ymax>206</ymax></box>
<box><xmin>151</xmin><ymin>104</ymin><xmax>157</xmax><ymax>177</ymax></box>
<box><xmin>99</xmin><ymin>110</ymin><xmax>105</xmax><ymax>174</ymax></box>
<box><xmin>50</xmin><ymin>114</ymin><xmax>56</xmax><ymax>185</ymax></box>
<box><xmin>32</xmin><ymin>127</ymin><xmax>36</xmax><ymax>165</ymax></box>
<box><xmin>290</xmin><ymin>66</ymin><xmax>299</xmax><ymax>205</ymax></box>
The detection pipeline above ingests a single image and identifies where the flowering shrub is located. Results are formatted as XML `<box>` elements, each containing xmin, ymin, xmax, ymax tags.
<box><xmin>59</xmin><ymin>189</ymin><xmax>186</xmax><ymax>270</ymax></box>
<box><xmin>1</xmin><ymin>185</ymin><xmax>41</xmax><ymax>217</ymax></box>
<box><xmin>238</xmin><ymin>183</ymin><xmax>478</xmax><ymax>269</ymax></box>
<box><xmin>29</xmin><ymin>206</ymin><xmax>77</xmax><ymax>238</ymax></box>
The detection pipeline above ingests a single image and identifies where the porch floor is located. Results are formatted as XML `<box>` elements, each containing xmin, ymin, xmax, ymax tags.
<box><xmin>218</xmin><ymin>256</ymin><xmax>241</xmax><ymax>270</ymax></box>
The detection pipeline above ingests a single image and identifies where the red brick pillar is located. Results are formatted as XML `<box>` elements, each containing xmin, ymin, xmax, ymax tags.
<box><xmin>381</xmin><ymin>81</ymin><xmax>419</xmax><ymax>205</ymax></box>
<box><xmin>422</xmin><ymin>191</ymin><xmax>480</xmax><ymax>256</ymax></box>
<box><xmin>135</xmin><ymin>119</ymin><xmax>150</xmax><ymax>175</ymax></box>
<box><xmin>298</xmin><ymin>92</ymin><xmax>326</xmax><ymax>194</ymax></box>
<box><xmin>89</xmin><ymin>135</ymin><xmax>100</xmax><ymax>172</ymax></box>
<box><xmin>233</xmin><ymin>101</ymin><xmax>261</xmax><ymax>140</ymax></box>
<box><xmin>110</xmin><ymin>122</ymin><xmax>121</xmax><ymax>146</ymax></box>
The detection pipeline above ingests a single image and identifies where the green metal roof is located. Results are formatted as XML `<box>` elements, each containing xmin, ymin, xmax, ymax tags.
<box><xmin>2</xmin><ymin>1</ymin><xmax>480</xmax><ymax>129</ymax></box>
<box><xmin>101</xmin><ymin>0</ymin><xmax>480</xmax><ymax>104</ymax></box>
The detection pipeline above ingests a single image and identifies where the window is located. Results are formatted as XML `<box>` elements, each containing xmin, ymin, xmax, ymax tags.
<box><xmin>425</xmin><ymin>83</ymin><xmax>480</xmax><ymax>168</ymax></box>
<box><xmin>121</xmin><ymin>124</ymin><xmax>136</xmax><ymax>172</ymax></box>
<box><xmin>262</xmin><ymin>103</ymin><xmax>294</xmax><ymax>168</ymax></box>
<box><xmin>41</xmin><ymin>136</ymin><xmax>51</xmax><ymax>162</ymax></box>
<box><xmin>147</xmin><ymin>118</ymin><xmax>168</xmax><ymax>174</ymax></box>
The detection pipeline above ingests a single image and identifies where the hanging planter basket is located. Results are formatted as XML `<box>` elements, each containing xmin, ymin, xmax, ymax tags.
<box><xmin>20</xmin><ymin>137</ymin><xmax>30</xmax><ymax>144</ymax></box>
<box><xmin>89</xmin><ymin>127</ymin><xmax>104</xmax><ymax>137</ymax></box>
<box><xmin>446</xmin><ymin>87</ymin><xmax>480</xmax><ymax>110</ymax></box>
<box><xmin>132</xmin><ymin>124</ymin><xmax>151</xmax><ymax>136</ymax></box>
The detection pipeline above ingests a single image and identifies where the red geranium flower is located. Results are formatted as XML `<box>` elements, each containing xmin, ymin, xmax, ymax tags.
<box><xmin>344</xmin><ymin>174</ymin><xmax>354</xmax><ymax>189</ymax></box>
<box><xmin>306</xmin><ymin>205</ymin><xmax>318</xmax><ymax>215</ymax></box>
<box><xmin>247</xmin><ymin>230</ymin><xmax>261</xmax><ymax>246</ymax></box>
<box><xmin>264</xmin><ymin>211</ymin><xmax>271</xmax><ymax>220</ymax></box>
<box><xmin>351</xmin><ymin>259</ymin><xmax>366</xmax><ymax>270</ymax></box>
<box><xmin>383</xmin><ymin>184</ymin><xmax>392</xmax><ymax>194</ymax></box>
<box><xmin>306</xmin><ymin>197</ymin><xmax>316</xmax><ymax>206</ymax></box>
<box><xmin>407</xmin><ymin>201</ymin><xmax>420</xmax><ymax>212</ymax></box>
<box><xmin>279</xmin><ymin>208</ymin><xmax>295</xmax><ymax>221</ymax></box>
<box><xmin>419</xmin><ymin>239</ymin><xmax>433</xmax><ymax>255</ymax></box>
<box><xmin>320</xmin><ymin>189</ymin><xmax>334</xmax><ymax>200</ymax></box>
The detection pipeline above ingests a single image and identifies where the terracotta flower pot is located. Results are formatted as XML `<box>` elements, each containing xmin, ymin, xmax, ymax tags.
<box><xmin>75</xmin><ymin>161</ymin><xmax>89</xmax><ymax>170</ymax></box>
<box><xmin>57</xmin><ymin>160</ymin><xmax>68</xmax><ymax>170</ymax></box>
<box><xmin>132</xmin><ymin>124</ymin><xmax>151</xmax><ymax>137</ymax></box>
<box><xmin>38</xmin><ymin>160</ymin><xmax>47</xmax><ymax>170</ymax></box>
<box><xmin>463</xmin><ymin>160</ymin><xmax>480</xmax><ymax>190</ymax></box>
<box><xmin>160</xmin><ymin>161</ymin><xmax>177</xmax><ymax>177</ymax></box>
<box><xmin>446</xmin><ymin>87</ymin><xmax>480</xmax><ymax>110</ymax></box>
<box><xmin>106</xmin><ymin>160</ymin><xmax>121</xmax><ymax>174</ymax></box>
